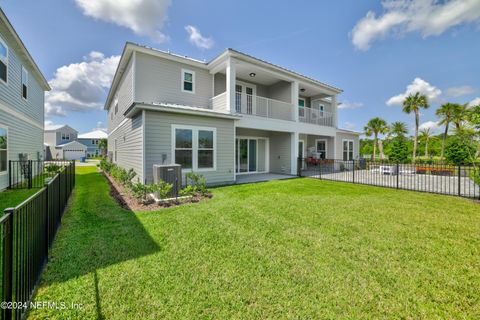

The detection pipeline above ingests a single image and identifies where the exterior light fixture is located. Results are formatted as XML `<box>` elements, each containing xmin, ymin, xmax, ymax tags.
<box><xmin>249</xmin><ymin>72</ymin><xmax>256</xmax><ymax>77</ymax></box>
<box><xmin>300</xmin><ymin>88</ymin><xmax>305</xmax><ymax>92</ymax></box>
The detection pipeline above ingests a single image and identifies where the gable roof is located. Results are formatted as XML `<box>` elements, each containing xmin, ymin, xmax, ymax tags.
<box><xmin>104</xmin><ymin>42</ymin><xmax>342</xmax><ymax>110</ymax></box>
<box><xmin>78</xmin><ymin>130</ymin><xmax>108</xmax><ymax>139</ymax></box>
<box><xmin>0</xmin><ymin>9</ymin><xmax>50</xmax><ymax>91</ymax></box>
<box><xmin>44</xmin><ymin>124</ymin><xmax>78</xmax><ymax>133</ymax></box>
<box><xmin>56</xmin><ymin>140</ymin><xmax>87</xmax><ymax>149</ymax></box>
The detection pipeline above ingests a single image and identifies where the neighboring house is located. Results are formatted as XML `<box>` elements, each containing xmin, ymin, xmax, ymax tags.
<box><xmin>44</xmin><ymin>124</ymin><xmax>87</xmax><ymax>160</ymax></box>
<box><xmin>0</xmin><ymin>9</ymin><xmax>50</xmax><ymax>191</ymax></box>
<box><xmin>105</xmin><ymin>42</ymin><xmax>360</xmax><ymax>185</ymax></box>
<box><xmin>77</xmin><ymin>129</ymin><xmax>108</xmax><ymax>157</ymax></box>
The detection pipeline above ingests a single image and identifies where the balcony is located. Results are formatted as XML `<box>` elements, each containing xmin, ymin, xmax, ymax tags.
<box><xmin>299</xmin><ymin>107</ymin><xmax>334</xmax><ymax>127</ymax></box>
<box><xmin>210</xmin><ymin>92</ymin><xmax>294</xmax><ymax>121</ymax></box>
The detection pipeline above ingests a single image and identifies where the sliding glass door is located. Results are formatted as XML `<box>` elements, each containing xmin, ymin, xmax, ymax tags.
<box><xmin>236</xmin><ymin>138</ymin><xmax>258</xmax><ymax>173</ymax></box>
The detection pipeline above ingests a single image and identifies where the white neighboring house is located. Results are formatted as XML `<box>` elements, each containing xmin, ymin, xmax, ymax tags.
<box><xmin>44</xmin><ymin>124</ymin><xmax>87</xmax><ymax>160</ymax></box>
<box><xmin>78</xmin><ymin>130</ymin><xmax>108</xmax><ymax>157</ymax></box>
<box><xmin>105</xmin><ymin>43</ymin><xmax>360</xmax><ymax>185</ymax></box>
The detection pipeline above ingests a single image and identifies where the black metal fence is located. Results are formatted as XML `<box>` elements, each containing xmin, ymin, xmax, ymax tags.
<box><xmin>298</xmin><ymin>158</ymin><xmax>480</xmax><ymax>199</ymax></box>
<box><xmin>1</xmin><ymin>162</ymin><xmax>75</xmax><ymax>319</ymax></box>
<box><xmin>8</xmin><ymin>160</ymin><xmax>73</xmax><ymax>190</ymax></box>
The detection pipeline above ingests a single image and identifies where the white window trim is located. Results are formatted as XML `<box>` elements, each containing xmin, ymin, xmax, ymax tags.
<box><xmin>0</xmin><ymin>36</ymin><xmax>8</xmax><ymax>85</ymax></box>
<box><xmin>0</xmin><ymin>125</ymin><xmax>8</xmax><ymax>176</ymax></box>
<box><xmin>315</xmin><ymin>139</ymin><xmax>328</xmax><ymax>158</ymax></box>
<box><xmin>21</xmin><ymin>66</ymin><xmax>28</xmax><ymax>101</ymax></box>
<box><xmin>181</xmin><ymin>69</ymin><xmax>196</xmax><ymax>94</ymax></box>
<box><xmin>171</xmin><ymin>124</ymin><xmax>216</xmax><ymax>172</ymax></box>
<box><xmin>343</xmin><ymin>139</ymin><xmax>354</xmax><ymax>161</ymax></box>
<box><xmin>298</xmin><ymin>98</ymin><xmax>306</xmax><ymax>118</ymax></box>
<box><xmin>62</xmin><ymin>133</ymin><xmax>70</xmax><ymax>141</ymax></box>
<box><xmin>235</xmin><ymin>136</ymin><xmax>269</xmax><ymax>175</ymax></box>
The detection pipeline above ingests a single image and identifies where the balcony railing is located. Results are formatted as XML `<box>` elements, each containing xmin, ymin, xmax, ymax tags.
<box><xmin>236</xmin><ymin>93</ymin><xmax>294</xmax><ymax>121</ymax></box>
<box><xmin>210</xmin><ymin>92</ymin><xmax>228</xmax><ymax>113</ymax></box>
<box><xmin>299</xmin><ymin>108</ymin><xmax>334</xmax><ymax>127</ymax></box>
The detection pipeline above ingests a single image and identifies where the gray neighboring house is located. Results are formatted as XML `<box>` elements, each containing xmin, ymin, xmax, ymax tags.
<box><xmin>0</xmin><ymin>9</ymin><xmax>50</xmax><ymax>191</ymax></box>
<box><xmin>44</xmin><ymin>125</ymin><xmax>87</xmax><ymax>160</ymax></box>
<box><xmin>77</xmin><ymin>130</ymin><xmax>108</xmax><ymax>157</ymax></box>
<box><xmin>105</xmin><ymin>42</ymin><xmax>360</xmax><ymax>186</ymax></box>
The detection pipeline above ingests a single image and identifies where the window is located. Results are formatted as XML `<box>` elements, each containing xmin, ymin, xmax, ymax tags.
<box><xmin>173</xmin><ymin>125</ymin><xmax>216</xmax><ymax>171</ymax></box>
<box><xmin>315</xmin><ymin>139</ymin><xmax>327</xmax><ymax>160</ymax></box>
<box><xmin>181</xmin><ymin>69</ymin><xmax>195</xmax><ymax>93</ymax></box>
<box><xmin>0</xmin><ymin>127</ymin><xmax>7</xmax><ymax>174</ymax></box>
<box><xmin>319</xmin><ymin>104</ymin><xmax>325</xmax><ymax>117</ymax></box>
<box><xmin>61</xmin><ymin>133</ymin><xmax>70</xmax><ymax>140</ymax></box>
<box><xmin>298</xmin><ymin>98</ymin><xmax>305</xmax><ymax>117</ymax></box>
<box><xmin>343</xmin><ymin>140</ymin><xmax>354</xmax><ymax>161</ymax></box>
<box><xmin>21</xmin><ymin>66</ymin><xmax>28</xmax><ymax>100</ymax></box>
<box><xmin>92</xmin><ymin>139</ymin><xmax>97</xmax><ymax>145</ymax></box>
<box><xmin>0</xmin><ymin>37</ymin><xmax>7</xmax><ymax>83</ymax></box>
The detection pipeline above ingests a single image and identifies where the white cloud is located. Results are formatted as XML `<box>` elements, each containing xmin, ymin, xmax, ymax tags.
<box><xmin>338</xmin><ymin>101</ymin><xmax>364</xmax><ymax>109</ymax></box>
<box><xmin>419</xmin><ymin>120</ymin><xmax>439</xmax><ymax>132</ymax></box>
<box><xmin>386</xmin><ymin>77</ymin><xmax>441</xmax><ymax>106</ymax></box>
<box><xmin>45</xmin><ymin>52</ymin><xmax>120</xmax><ymax>117</ymax></box>
<box><xmin>93</xmin><ymin>121</ymin><xmax>107</xmax><ymax>132</ymax></box>
<box><xmin>446</xmin><ymin>85</ymin><xmax>475</xmax><ymax>97</ymax></box>
<box><xmin>185</xmin><ymin>25</ymin><xmax>214</xmax><ymax>49</ymax></box>
<box><xmin>468</xmin><ymin>97</ymin><xmax>480</xmax><ymax>107</ymax></box>
<box><xmin>344</xmin><ymin>121</ymin><xmax>356</xmax><ymax>130</ymax></box>
<box><xmin>351</xmin><ymin>0</ymin><xmax>480</xmax><ymax>50</ymax></box>
<box><xmin>75</xmin><ymin>0</ymin><xmax>171</xmax><ymax>42</ymax></box>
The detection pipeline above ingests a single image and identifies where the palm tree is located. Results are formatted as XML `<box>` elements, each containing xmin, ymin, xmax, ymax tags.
<box><xmin>389</xmin><ymin>121</ymin><xmax>408</xmax><ymax>138</ymax></box>
<box><xmin>402</xmin><ymin>92</ymin><xmax>429</xmax><ymax>162</ymax></box>
<box><xmin>452</xmin><ymin>103</ymin><xmax>469</xmax><ymax>131</ymax></box>
<box><xmin>98</xmin><ymin>138</ymin><xmax>108</xmax><ymax>157</ymax></box>
<box><xmin>419</xmin><ymin>128</ymin><xmax>434</xmax><ymax>158</ymax></box>
<box><xmin>436</xmin><ymin>103</ymin><xmax>457</xmax><ymax>159</ymax></box>
<box><xmin>364</xmin><ymin>117</ymin><xmax>389</xmax><ymax>160</ymax></box>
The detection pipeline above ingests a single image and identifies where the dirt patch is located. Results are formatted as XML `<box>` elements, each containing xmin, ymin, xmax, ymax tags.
<box><xmin>99</xmin><ymin>169</ymin><xmax>212</xmax><ymax>212</ymax></box>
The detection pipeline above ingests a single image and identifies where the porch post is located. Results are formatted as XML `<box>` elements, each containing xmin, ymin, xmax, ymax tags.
<box><xmin>291</xmin><ymin>132</ymin><xmax>299</xmax><ymax>175</ymax></box>
<box><xmin>291</xmin><ymin>81</ymin><xmax>299</xmax><ymax>122</ymax></box>
<box><xmin>332</xmin><ymin>94</ymin><xmax>338</xmax><ymax>128</ymax></box>
<box><xmin>226</xmin><ymin>58</ymin><xmax>237</xmax><ymax>113</ymax></box>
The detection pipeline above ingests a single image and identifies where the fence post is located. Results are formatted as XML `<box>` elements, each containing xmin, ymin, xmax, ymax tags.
<box><xmin>28</xmin><ymin>160</ymin><xmax>33</xmax><ymax>189</ymax></box>
<box><xmin>458</xmin><ymin>165</ymin><xmax>461</xmax><ymax>197</ymax></box>
<box><xmin>8</xmin><ymin>160</ymin><xmax>11</xmax><ymax>189</ymax></box>
<box><xmin>44</xmin><ymin>183</ymin><xmax>49</xmax><ymax>260</ymax></box>
<box><xmin>396</xmin><ymin>163</ymin><xmax>400</xmax><ymax>189</ymax></box>
<box><xmin>3</xmin><ymin>208</ymin><xmax>14</xmax><ymax>320</ymax></box>
<box><xmin>352</xmin><ymin>160</ymin><xmax>355</xmax><ymax>183</ymax></box>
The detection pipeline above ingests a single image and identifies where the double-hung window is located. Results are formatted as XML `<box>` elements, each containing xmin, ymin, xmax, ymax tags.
<box><xmin>62</xmin><ymin>133</ymin><xmax>70</xmax><ymax>141</ymax></box>
<box><xmin>0</xmin><ymin>37</ymin><xmax>8</xmax><ymax>83</ymax></box>
<box><xmin>0</xmin><ymin>127</ymin><xmax>7</xmax><ymax>174</ymax></box>
<box><xmin>173</xmin><ymin>125</ymin><xmax>216</xmax><ymax>171</ymax></box>
<box><xmin>343</xmin><ymin>140</ymin><xmax>354</xmax><ymax>161</ymax></box>
<box><xmin>21</xmin><ymin>66</ymin><xmax>28</xmax><ymax>100</ymax></box>
<box><xmin>181</xmin><ymin>69</ymin><xmax>195</xmax><ymax>93</ymax></box>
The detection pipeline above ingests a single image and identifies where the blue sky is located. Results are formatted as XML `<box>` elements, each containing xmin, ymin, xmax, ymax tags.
<box><xmin>2</xmin><ymin>0</ymin><xmax>480</xmax><ymax>135</ymax></box>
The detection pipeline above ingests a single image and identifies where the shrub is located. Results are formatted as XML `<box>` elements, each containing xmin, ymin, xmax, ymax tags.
<box><xmin>388</xmin><ymin>136</ymin><xmax>409</xmax><ymax>163</ymax></box>
<box><xmin>152</xmin><ymin>181</ymin><xmax>173</xmax><ymax>199</ymax></box>
<box><xmin>99</xmin><ymin>159</ymin><xmax>113</xmax><ymax>173</ymax></box>
<box><xmin>185</xmin><ymin>172</ymin><xmax>208</xmax><ymax>195</ymax></box>
<box><xmin>179</xmin><ymin>185</ymin><xmax>195</xmax><ymax>197</ymax></box>
<box><xmin>130</xmin><ymin>182</ymin><xmax>154</xmax><ymax>202</ymax></box>
<box><xmin>44</xmin><ymin>163</ymin><xmax>62</xmax><ymax>175</ymax></box>
<box><xmin>445</xmin><ymin>136</ymin><xmax>476</xmax><ymax>165</ymax></box>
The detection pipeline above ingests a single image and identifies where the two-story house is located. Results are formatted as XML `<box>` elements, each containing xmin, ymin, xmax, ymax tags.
<box><xmin>77</xmin><ymin>129</ymin><xmax>108</xmax><ymax>157</ymax></box>
<box><xmin>0</xmin><ymin>9</ymin><xmax>50</xmax><ymax>191</ymax></box>
<box><xmin>105</xmin><ymin>42</ymin><xmax>359</xmax><ymax>185</ymax></box>
<box><xmin>44</xmin><ymin>124</ymin><xmax>87</xmax><ymax>160</ymax></box>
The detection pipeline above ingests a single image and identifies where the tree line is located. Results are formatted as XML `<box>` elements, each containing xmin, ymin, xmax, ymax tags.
<box><xmin>362</xmin><ymin>92</ymin><xmax>480</xmax><ymax>165</ymax></box>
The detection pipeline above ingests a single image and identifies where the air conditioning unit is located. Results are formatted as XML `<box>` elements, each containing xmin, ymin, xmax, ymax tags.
<box><xmin>153</xmin><ymin>164</ymin><xmax>182</xmax><ymax>198</ymax></box>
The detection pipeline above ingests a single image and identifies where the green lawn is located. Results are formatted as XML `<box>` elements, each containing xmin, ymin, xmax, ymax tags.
<box><xmin>0</xmin><ymin>188</ymin><xmax>37</xmax><ymax>212</ymax></box>
<box><xmin>29</xmin><ymin>166</ymin><xmax>479</xmax><ymax>319</ymax></box>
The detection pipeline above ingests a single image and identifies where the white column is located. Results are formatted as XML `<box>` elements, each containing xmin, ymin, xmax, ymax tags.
<box><xmin>332</xmin><ymin>94</ymin><xmax>338</xmax><ymax>128</ymax></box>
<box><xmin>291</xmin><ymin>131</ymin><xmax>299</xmax><ymax>175</ymax></box>
<box><xmin>226</xmin><ymin>58</ymin><xmax>236</xmax><ymax>113</ymax></box>
<box><xmin>291</xmin><ymin>81</ymin><xmax>299</xmax><ymax>122</ymax></box>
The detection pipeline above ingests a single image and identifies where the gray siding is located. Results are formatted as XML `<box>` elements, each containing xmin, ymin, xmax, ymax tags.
<box><xmin>269</xmin><ymin>132</ymin><xmax>291</xmax><ymax>174</ymax></box>
<box><xmin>108</xmin><ymin>113</ymin><xmax>144</xmax><ymax>183</ymax></box>
<box><xmin>144</xmin><ymin>111</ymin><xmax>235</xmax><ymax>185</ymax></box>
<box><xmin>306</xmin><ymin>135</ymin><xmax>335</xmax><ymax>159</ymax></box>
<box><xmin>0</xmin><ymin>110</ymin><xmax>43</xmax><ymax>190</ymax></box>
<box><xmin>267</xmin><ymin>81</ymin><xmax>291</xmax><ymax>103</ymax></box>
<box><xmin>109</xmin><ymin>56</ymin><xmax>134</xmax><ymax>132</ymax></box>
<box><xmin>135</xmin><ymin>52</ymin><xmax>212</xmax><ymax>108</ymax></box>
<box><xmin>335</xmin><ymin>132</ymin><xmax>360</xmax><ymax>160</ymax></box>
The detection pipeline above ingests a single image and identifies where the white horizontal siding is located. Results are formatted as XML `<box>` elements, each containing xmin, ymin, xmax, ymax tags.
<box><xmin>108</xmin><ymin>56</ymin><xmax>134</xmax><ymax>132</ymax></box>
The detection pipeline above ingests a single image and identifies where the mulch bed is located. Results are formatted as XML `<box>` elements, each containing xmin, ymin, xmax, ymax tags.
<box><xmin>99</xmin><ymin>169</ymin><xmax>212</xmax><ymax>212</ymax></box>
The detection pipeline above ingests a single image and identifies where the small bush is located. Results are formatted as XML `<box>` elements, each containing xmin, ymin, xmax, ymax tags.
<box><xmin>185</xmin><ymin>172</ymin><xmax>208</xmax><ymax>195</ymax></box>
<box><xmin>152</xmin><ymin>181</ymin><xmax>173</xmax><ymax>199</ymax></box>
<box><xmin>130</xmin><ymin>182</ymin><xmax>154</xmax><ymax>202</ymax></box>
<box><xmin>445</xmin><ymin>136</ymin><xmax>476</xmax><ymax>165</ymax></box>
<box><xmin>44</xmin><ymin>164</ymin><xmax>62</xmax><ymax>175</ymax></box>
<box><xmin>179</xmin><ymin>185</ymin><xmax>195</xmax><ymax>197</ymax></box>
